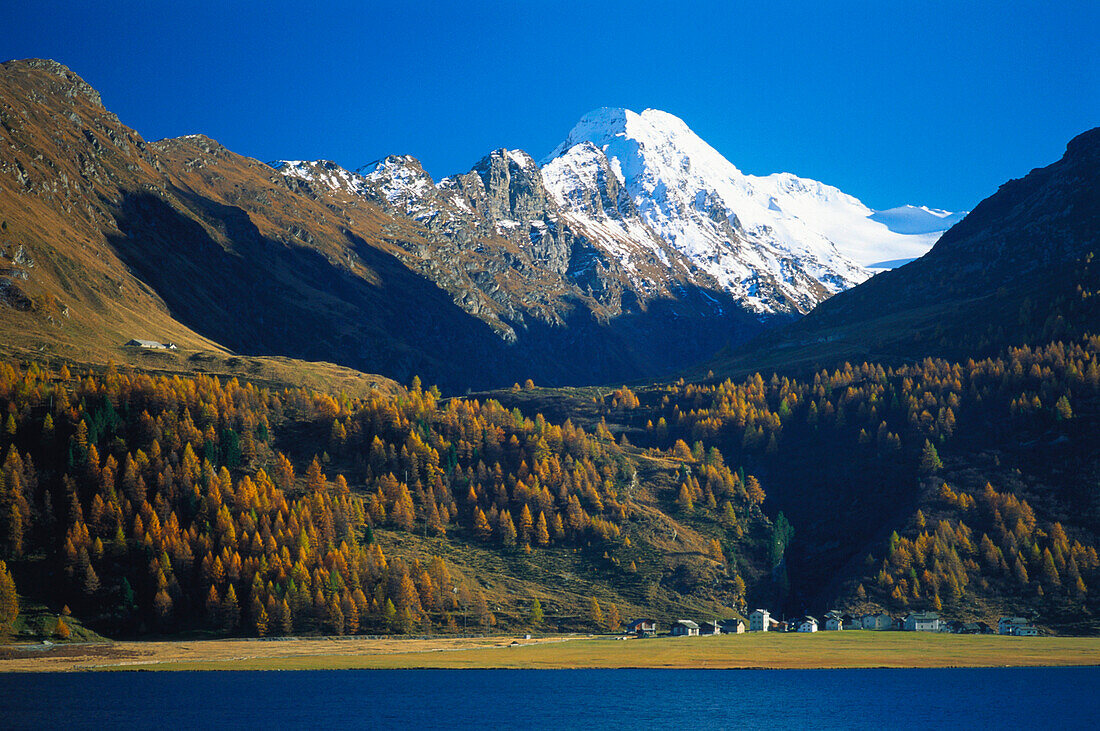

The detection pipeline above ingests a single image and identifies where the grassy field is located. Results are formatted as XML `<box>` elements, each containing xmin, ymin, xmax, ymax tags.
<box><xmin>3</xmin><ymin>631</ymin><xmax>1099</xmax><ymax>672</ymax></box>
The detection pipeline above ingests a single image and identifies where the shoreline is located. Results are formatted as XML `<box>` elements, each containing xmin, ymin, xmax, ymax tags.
<box><xmin>3</xmin><ymin>632</ymin><xmax>1100</xmax><ymax>673</ymax></box>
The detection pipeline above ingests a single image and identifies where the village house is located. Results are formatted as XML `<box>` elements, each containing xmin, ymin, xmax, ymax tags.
<box><xmin>861</xmin><ymin>612</ymin><xmax>894</xmax><ymax>631</ymax></box>
<box><xmin>749</xmin><ymin>609</ymin><xmax>771</xmax><ymax>631</ymax></box>
<box><xmin>903</xmin><ymin>612</ymin><xmax>942</xmax><ymax>632</ymax></box>
<box><xmin>823</xmin><ymin>610</ymin><xmax>844</xmax><ymax>631</ymax></box>
<box><xmin>1012</xmin><ymin>625</ymin><xmax>1040</xmax><ymax>636</ymax></box>
<box><xmin>720</xmin><ymin>619</ymin><xmax>746</xmax><ymax>634</ymax></box>
<box><xmin>627</xmin><ymin>619</ymin><xmax>658</xmax><ymax>638</ymax></box>
<box><xmin>998</xmin><ymin>617</ymin><xmax>1030</xmax><ymax>635</ymax></box>
<box><xmin>797</xmin><ymin>617</ymin><xmax>819</xmax><ymax>633</ymax></box>
<box><xmin>125</xmin><ymin>339</ymin><xmax>178</xmax><ymax>350</ymax></box>
<box><xmin>670</xmin><ymin>620</ymin><xmax>700</xmax><ymax>637</ymax></box>
<box><xmin>126</xmin><ymin>338</ymin><xmax>178</xmax><ymax>349</ymax></box>
<box><xmin>699</xmin><ymin>621</ymin><xmax>722</xmax><ymax>636</ymax></box>
<box><xmin>772</xmin><ymin>619</ymin><xmax>787</xmax><ymax>632</ymax></box>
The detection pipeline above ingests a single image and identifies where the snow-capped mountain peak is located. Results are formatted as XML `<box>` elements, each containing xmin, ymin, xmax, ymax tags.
<box><xmin>541</xmin><ymin>107</ymin><xmax>963</xmax><ymax>312</ymax></box>
<box><xmin>543</xmin><ymin>108</ymin><xmax>862</xmax><ymax>312</ymax></box>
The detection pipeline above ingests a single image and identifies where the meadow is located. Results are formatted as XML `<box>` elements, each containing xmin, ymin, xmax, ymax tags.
<box><xmin>4</xmin><ymin>631</ymin><xmax>1100</xmax><ymax>672</ymax></box>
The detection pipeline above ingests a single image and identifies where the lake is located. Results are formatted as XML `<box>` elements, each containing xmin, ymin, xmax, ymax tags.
<box><xmin>2</xmin><ymin>667</ymin><xmax>1098</xmax><ymax>729</ymax></box>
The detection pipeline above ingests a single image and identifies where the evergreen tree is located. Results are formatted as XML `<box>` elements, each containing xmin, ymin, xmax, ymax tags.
<box><xmin>587</xmin><ymin>597</ymin><xmax>603</xmax><ymax>629</ymax></box>
<box><xmin>223</xmin><ymin>585</ymin><xmax>240</xmax><ymax>631</ymax></box>
<box><xmin>1013</xmin><ymin>556</ymin><xmax>1030</xmax><ymax>585</ymax></box>
<box><xmin>676</xmin><ymin>484</ymin><xmax>694</xmax><ymax>513</ymax></box>
<box><xmin>920</xmin><ymin>440</ymin><xmax>943</xmax><ymax>473</ymax></box>
<box><xmin>1041</xmin><ymin>548</ymin><xmax>1061</xmax><ymax>588</ymax></box>
<box><xmin>473</xmin><ymin>508</ymin><xmax>492</xmax><ymax>541</ymax></box>
<box><xmin>534</xmin><ymin>512</ymin><xmax>550</xmax><ymax>546</ymax></box>
<box><xmin>498</xmin><ymin>510</ymin><xmax>517</xmax><ymax>546</ymax></box>
<box><xmin>1055</xmin><ymin>395</ymin><xmax>1073</xmax><ymax>420</ymax></box>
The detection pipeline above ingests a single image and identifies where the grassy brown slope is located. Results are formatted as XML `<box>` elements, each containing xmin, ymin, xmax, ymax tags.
<box><xmin>0</xmin><ymin>60</ymin><xmax>404</xmax><ymax>394</ymax></box>
<box><xmin>0</xmin><ymin>60</ymin><xmax>218</xmax><ymax>357</ymax></box>
<box><xmin>0</xmin><ymin>59</ymin><xmax>466</xmax><ymax>392</ymax></box>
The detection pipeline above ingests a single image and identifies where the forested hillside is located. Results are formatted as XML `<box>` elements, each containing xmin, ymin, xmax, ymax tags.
<box><xmin>565</xmin><ymin>336</ymin><xmax>1100</xmax><ymax>630</ymax></box>
<box><xmin>0</xmin><ymin>362</ymin><xmax>778</xmax><ymax>639</ymax></box>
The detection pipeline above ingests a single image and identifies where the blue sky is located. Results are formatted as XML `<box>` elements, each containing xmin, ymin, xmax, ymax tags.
<box><xmin>5</xmin><ymin>1</ymin><xmax>1098</xmax><ymax>212</ymax></box>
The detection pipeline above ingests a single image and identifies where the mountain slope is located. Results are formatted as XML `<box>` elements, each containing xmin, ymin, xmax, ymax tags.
<box><xmin>0</xmin><ymin>60</ymin><xmax>397</xmax><ymax>394</ymax></box>
<box><xmin>274</xmin><ymin>148</ymin><xmax>759</xmax><ymax>339</ymax></box>
<box><xmin>702</xmin><ymin>126</ymin><xmax>1100</xmax><ymax>380</ymax></box>
<box><xmin>271</xmin><ymin>149</ymin><xmax>766</xmax><ymax>388</ymax></box>
<box><xmin>0</xmin><ymin>59</ymin><xmax>765</xmax><ymax>391</ymax></box>
<box><xmin>578</xmin><ymin>335</ymin><xmax>1100</xmax><ymax>631</ymax></box>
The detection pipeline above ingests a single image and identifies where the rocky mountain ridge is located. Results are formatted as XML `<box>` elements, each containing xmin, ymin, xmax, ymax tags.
<box><xmin>274</xmin><ymin>146</ymin><xmax>736</xmax><ymax>338</ymax></box>
<box><xmin>277</xmin><ymin>106</ymin><xmax>961</xmax><ymax>323</ymax></box>
<box><xmin>0</xmin><ymin>59</ymin><xmax>760</xmax><ymax>390</ymax></box>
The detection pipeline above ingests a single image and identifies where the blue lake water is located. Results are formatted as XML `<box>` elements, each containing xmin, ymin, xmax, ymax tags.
<box><xmin>2</xmin><ymin>667</ymin><xmax>1098</xmax><ymax>729</ymax></box>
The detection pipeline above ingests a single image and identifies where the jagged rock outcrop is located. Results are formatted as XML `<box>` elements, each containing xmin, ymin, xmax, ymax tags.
<box><xmin>278</xmin><ymin>146</ymin><xmax>738</xmax><ymax>338</ymax></box>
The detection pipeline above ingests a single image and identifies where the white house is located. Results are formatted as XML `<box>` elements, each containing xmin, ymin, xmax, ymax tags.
<box><xmin>998</xmin><ymin>617</ymin><xmax>1029</xmax><ymax>635</ymax></box>
<box><xmin>861</xmin><ymin>612</ymin><xmax>894</xmax><ymax>631</ymax></box>
<box><xmin>797</xmin><ymin>617</ymin><xmax>818</xmax><ymax>633</ymax></box>
<box><xmin>749</xmin><ymin>609</ymin><xmax>771</xmax><ymax>632</ymax></box>
<box><xmin>671</xmin><ymin>620</ymin><xmax>700</xmax><ymax>636</ymax></box>
<box><xmin>903</xmin><ymin>612</ymin><xmax>942</xmax><ymax>632</ymax></box>
<box><xmin>1012</xmin><ymin>625</ymin><xmax>1039</xmax><ymax>636</ymax></box>
<box><xmin>824</xmin><ymin>616</ymin><xmax>844</xmax><ymax>631</ymax></box>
